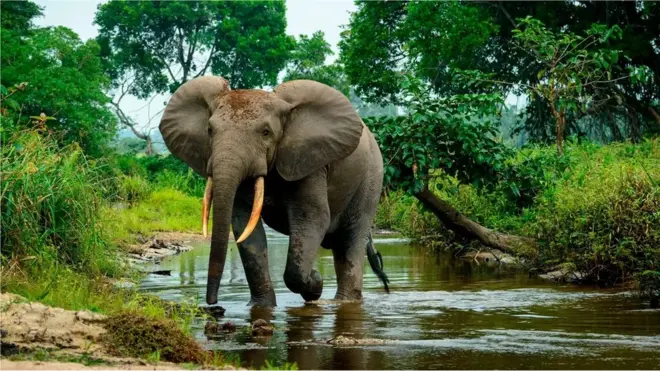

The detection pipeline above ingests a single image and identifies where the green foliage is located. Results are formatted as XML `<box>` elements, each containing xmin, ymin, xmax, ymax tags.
<box><xmin>0</xmin><ymin>0</ymin><xmax>43</xmax><ymax>32</ymax></box>
<box><xmin>114</xmin><ymin>154</ymin><xmax>205</xmax><ymax>197</ymax></box>
<box><xmin>95</xmin><ymin>0</ymin><xmax>294</xmax><ymax>92</ymax></box>
<box><xmin>529</xmin><ymin>139</ymin><xmax>660</xmax><ymax>285</ymax></box>
<box><xmin>636</xmin><ymin>271</ymin><xmax>660</xmax><ymax>307</ymax></box>
<box><xmin>1</xmin><ymin>11</ymin><xmax>117</xmax><ymax>156</ymax></box>
<box><xmin>118</xmin><ymin>175</ymin><xmax>152</xmax><ymax>205</ymax></box>
<box><xmin>377</xmin><ymin>138</ymin><xmax>660</xmax><ymax>290</ymax></box>
<box><xmin>364</xmin><ymin>74</ymin><xmax>510</xmax><ymax>194</ymax></box>
<box><xmin>340</xmin><ymin>1</ymin><xmax>660</xmax><ymax>141</ymax></box>
<box><xmin>283</xmin><ymin>31</ymin><xmax>349</xmax><ymax>96</ymax></box>
<box><xmin>108</xmin><ymin>189</ymin><xmax>206</xmax><ymax>247</ymax></box>
<box><xmin>1</xmin><ymin>131</ymin><xmax>121</xmax><ymax>276</ymax></box>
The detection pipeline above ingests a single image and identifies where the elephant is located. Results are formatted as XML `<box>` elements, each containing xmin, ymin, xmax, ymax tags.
<box><xmin>159</xmin><ymin>76</ymin><xmax>390</xmax><ymax>307</ymax></box>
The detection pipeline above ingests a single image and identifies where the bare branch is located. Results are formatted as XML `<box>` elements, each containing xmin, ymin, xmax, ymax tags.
<box><xmin>195</xmin><ymin>43</ymin><xmax>216</xmax><ymax>78</ymax></box>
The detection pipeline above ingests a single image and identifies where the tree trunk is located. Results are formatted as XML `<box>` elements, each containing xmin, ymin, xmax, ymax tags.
<box><xmin>649</xmin><ymin>107</ymin><xmax>660</xmax><ymax>126</ymax></box>
<box><xmin>550</xmin><ymin>105</ymin><xmax>566</xmax><ymax>156</ymax></box>
<box><xmin>414</xmin><ymin>186</ymin><xmax>536</xmax><ymax>254</ymax></box>
<box><xmin>145</xmin><ymin>135</ymin><xmax>153</xmax><ymax>156</ymax></box>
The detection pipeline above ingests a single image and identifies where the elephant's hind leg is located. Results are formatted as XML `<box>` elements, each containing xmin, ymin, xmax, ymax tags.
<box><xmin>331</xmin><ymin>228</ymin><xmax>368</xmax><ymax>301</ymax></box>
<box><xmin>232</xmin><ymin>196</ymin><xmax>276</xmax><ymax>307</ymax></box>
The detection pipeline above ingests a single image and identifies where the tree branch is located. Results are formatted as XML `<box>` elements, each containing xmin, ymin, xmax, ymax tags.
<box><xmin>195</xmin><ymin>42</ymin><xmax>216</xmax><ymax>78</ymax></box>
<box><xmin>498</xmin><ymin>2</ymin><xmax>517</xmax><ymax>29</ymax></box>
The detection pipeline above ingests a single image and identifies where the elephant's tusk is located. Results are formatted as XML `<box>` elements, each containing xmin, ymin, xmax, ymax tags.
<box><xmin>202</xmin><ymin>177</ymin><xmax>213</xmax><ymax>237</ymax></box>
<box><xmin>236</xmin><ymin>177</ymin><xmax>264</xmax><ymax>244</ymax></box>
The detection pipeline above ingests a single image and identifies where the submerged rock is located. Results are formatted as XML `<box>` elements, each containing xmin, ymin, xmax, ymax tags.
<box><xmin>326</xmin><ymin>335</ymin><xmax>391</xmax><ymax>346</ymax></box>
<box><xmin>251</xmin><ymin>319</ymin><xmax>273</xmax><ymax>337</ymax></box>
<box><xmin>538</xmin><ymin>269</ymin><xmax>585</xmax><ymax>283</ymax></box>
<box><xmin>204</xmin><ymin>321</ymin><xmax>237</xmax><ymax>334</ymax></box>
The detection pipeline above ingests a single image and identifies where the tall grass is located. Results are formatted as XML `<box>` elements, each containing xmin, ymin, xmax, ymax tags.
<box><xmin>1</xmin><ymin>131</ymin><xmax>122</xmax><ymax>276</ymax></box>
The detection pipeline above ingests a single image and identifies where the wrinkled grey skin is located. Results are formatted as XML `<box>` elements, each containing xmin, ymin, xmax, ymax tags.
<box><xmin>159</xmin><ymin>76</ymin><xmax>387</xmax><ymax>307</ymax></box>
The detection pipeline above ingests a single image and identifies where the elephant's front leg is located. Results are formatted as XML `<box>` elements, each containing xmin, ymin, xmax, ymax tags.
<box><xmin>283</xmin><ymin>173</ymin><xmax>330</xmax><ymax>302</ymax></box>
<box><xmin>232</xmin><ymin>195</ymin><xmax>276</xmax><ymax>307</ymax></box>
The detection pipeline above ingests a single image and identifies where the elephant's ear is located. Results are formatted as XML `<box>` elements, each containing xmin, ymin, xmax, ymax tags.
<box><xmin>159</xmin><ymin>76</ymin><xmax>230</xmax><ymax>177</ymax></box>
<box><xmin>273</xmin><ymin>80</ymin><xmax>363</xmax><ymax>181</ymax></box>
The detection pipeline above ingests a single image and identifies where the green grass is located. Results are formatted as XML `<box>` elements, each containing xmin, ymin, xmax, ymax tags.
<box><xmin>107</xmin><ymin>188</ymin><xmax>208</xmax><ymax>247</ymax></box>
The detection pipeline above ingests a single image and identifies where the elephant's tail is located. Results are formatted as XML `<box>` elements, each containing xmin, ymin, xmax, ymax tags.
<box><xmin>366</xmin><ymin>231</ymin><xmax>390</xmax><ymax>293</ymax></box>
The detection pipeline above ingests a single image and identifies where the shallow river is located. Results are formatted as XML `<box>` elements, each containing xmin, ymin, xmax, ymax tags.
<box><xmin>139</xmin><ymin>228</ymin><xmax>660</xmax><ymax>370</ymax></box>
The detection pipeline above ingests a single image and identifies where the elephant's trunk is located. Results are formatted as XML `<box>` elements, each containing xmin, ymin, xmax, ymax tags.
<box><xmin>205</xmin><ymin>156</ymin><xmax>245</xmax><ymax>305</ymax></box>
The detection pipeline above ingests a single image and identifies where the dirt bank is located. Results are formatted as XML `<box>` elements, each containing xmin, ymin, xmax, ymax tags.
<box><xmin>127</xmin><ymin>232</ymin><xmax>226</xmax><ymax>262</ymax></box>
<box><xmin>0</xmin><ymin>359</ymin><xmax>183</xmax><ymax>370</ymax></box>
<box><xmin>0</xmin><ymin>293</ymin><xmax>184</xmax><ymax>369</ymax></box>
<box><xmin>0</xmin><ymin>293</ymin><xmax>244</xmax><ymax>370</ymax></box>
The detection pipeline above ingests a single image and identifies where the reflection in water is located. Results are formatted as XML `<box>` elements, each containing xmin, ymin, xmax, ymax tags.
<box><xmin>139</xmin><ymin>227</ymin><xmax>660</xmax><ymax>370</ymax></box>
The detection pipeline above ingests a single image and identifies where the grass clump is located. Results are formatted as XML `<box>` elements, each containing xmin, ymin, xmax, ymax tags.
<box><xmin>102</xmin><ymin>312</ymin><xmax>208</xmax><ymax>364</ymax></box>
<box><xmin>117</xmin><ymin>174</ymin><xmax>152</xmax><ymax>205</ymax></box>
<box><xmin>1</xmin><ymin>131</ymin><xmax>122</xmax><ymax>277</ymax></box>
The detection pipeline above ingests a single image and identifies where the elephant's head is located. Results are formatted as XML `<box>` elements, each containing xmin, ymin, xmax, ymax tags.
<box><xmin>159</xmin><ymin>76</ymin><xmax>363</xmax><ymax>304</ymax></box>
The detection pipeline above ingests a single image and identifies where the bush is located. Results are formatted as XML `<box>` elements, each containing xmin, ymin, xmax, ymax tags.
<box><xmin>117</xmin><ymin>175</ymin><xmax>152</xmax><ymax>205</ymax></box>
<box><xmin>113</xmin><ymin>154</ymin><xmax>205</xmax><ymax>197</ymax></box>
<box><xmin>1</xmin><ymin>131</ymin><xmax>121</xmax><ymax>276</ymax></box>
<box><xmin>529</xmin><ymin>139</ymin><xmax>660</xmax><ymax>285</ymax></box>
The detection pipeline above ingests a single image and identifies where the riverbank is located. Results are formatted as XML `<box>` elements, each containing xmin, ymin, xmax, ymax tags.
<box><xmin>0</xmin><ymin>293</ymin><xmax>237</xmax><ymax>370</ymax></box>
<box><xmin>374</xmin><ymin>139</ymin><xmax>660</xmax><ymax>302</ymax></box>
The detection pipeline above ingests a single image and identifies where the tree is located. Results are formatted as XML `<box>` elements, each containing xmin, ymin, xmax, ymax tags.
<box><xmin>94</xmin><ymin>0</ymin><xmax>295</xmax><ymax>154</ymax></box>
<box><xmin>283</xmin><ymin>31</ymin><xmax>350</xmax><ymax>97</ymax></box>
<box><xmin>1</xmin><ymin>3</ymin><xmax>117</xmax><ymax>156</ymax></box>
<box><xmin>340</xmin><ymin>1</ymin><xmax>660</xmax><ymax>142</ymax></box>
<box><xmin>0</xmin><ymin>0</ymin><xmax>42</xmax><ymax>33</ymax></box>
<box><xmin>365</xmin><ymin>74</ymin><xmax>534</xmax><ymax>253</ymax></box>
<box><xmin>463</xmin><ymin>17</ymin><xmax>636</xmax><ymax>154</ymax></box>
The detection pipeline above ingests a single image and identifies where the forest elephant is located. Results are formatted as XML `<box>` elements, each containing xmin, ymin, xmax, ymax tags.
<box><xmin>159</xmin><ymin>76</ymin><xmax>390</xmax><ymax>307</ymax></box>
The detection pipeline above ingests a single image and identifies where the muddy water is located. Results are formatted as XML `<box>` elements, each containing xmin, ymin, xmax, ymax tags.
<box><xmin>139</xmin><ymin>228</ymin><xmax>660</xmax><ymax>370</ymax></box>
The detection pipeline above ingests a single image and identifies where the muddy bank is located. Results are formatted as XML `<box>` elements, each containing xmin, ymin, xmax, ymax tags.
<box><xmin>0</xmin><ymin>359</ymin><xmax>183</xmax><ymax>370</ymax></box>
<box><xmin>0</xmin><ymin>293</ymin><xmax>238</xmax><ymax>370</ymax></box>
<box><xmin>129</xmin><ymin>229</ymin><xmax>398</xmax><ymax>263</ymax></box>
<box><xmin>0</xmin><ymin>293</ymin><xmax>180</xmax><ymax>369</ymax></box>
<box><xmin>127</xmin><ymin>232</ymin><xmax>224</xmax><ymax>262</ymax></box>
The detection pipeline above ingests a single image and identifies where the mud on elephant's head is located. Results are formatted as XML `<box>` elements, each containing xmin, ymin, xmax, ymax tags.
<box><xmin>159</xmin><ymin>76</ymin><xmax>364</xmax><ymax>304</ymax></box>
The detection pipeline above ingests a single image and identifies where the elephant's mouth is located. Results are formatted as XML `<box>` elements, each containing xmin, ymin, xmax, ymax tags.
<box><xmin>202</xmin><ymin>176</ymin><xmax>265</xmax><ymax>243</ymax></box>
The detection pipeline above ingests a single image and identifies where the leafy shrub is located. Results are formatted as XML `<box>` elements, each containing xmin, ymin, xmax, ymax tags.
<box><xmin>529</xmin><ymin>139</ymin><xmax>660</xmax><ymax>285</ymax></box>
<box><xmin>1</xmin><ymin>131</ymin><xmax>121</xmax><ymax>276</ymax></box>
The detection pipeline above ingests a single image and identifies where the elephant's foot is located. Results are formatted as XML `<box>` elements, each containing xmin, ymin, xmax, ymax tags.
<box><xmin>334</xmin><ymin>288</ymin><xmax>362</xmax><ymax>301</ymax></box>
<box><xmin>248</xmin><ymin>292</ymin><xmax>277</xmax><ymax>308</ymax></box>
<box><xmin>285</xmin><ymin>269</ymin><xmax>323</xmax><ymax>302</ymax></box>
